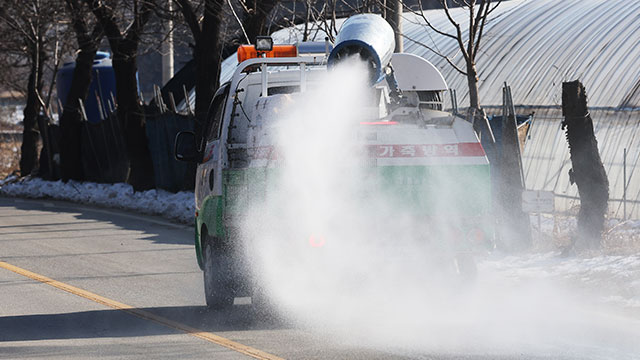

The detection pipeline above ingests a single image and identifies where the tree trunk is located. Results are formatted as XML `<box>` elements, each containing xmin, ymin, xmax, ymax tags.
<box><xmin>59</xmin><ymin>44</ymin><xmax>98</xmax><ymax>181</ymax></box>
<box><xmin>20</xmin><ymin>70</ymin><xmax>41</xmax><ymax>176</ymax></box>
<box><xmin>20</xmin><ymin>49</ymin><xmax>44</xmax><ymax>176</ymax></box>
<box><xmin>466</xmin><ymin>62</ymin><xmax>491</xmax><ymax>144</ymax></box>
<box><xmin>193</xmin><ymin>0</ymin><xmax>224</xmax><ymax>149</ymax></box>
<box><xmin>88</xmin><ymin>0</ymin><xmax>156</xmax><ymax>191</ymax></box>
<box><xmin>112</xmin><ymin>43</ymin><xmax>155</xmax><ymax>190</ymax></box>
<box><xmin>467</xmin><ymin>62</ymin><xmax>480</xmax><ymax>110</ymax></box>
<box><xmin>562</xmin><ymin>81</ymin><xmax>609</xmax><ymax>249</ymax></box>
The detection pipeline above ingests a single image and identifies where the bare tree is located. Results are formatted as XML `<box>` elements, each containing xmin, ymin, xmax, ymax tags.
<box><xmin>0</xmin><ymin>41</ymin><xmax>29</xmax><ymax>102</ymax></box>
<box><xmin>240</xmin><ymin>0</ymin><xmax>281</xmax><ymax>44</ymax></box>
<box><xmin>59</xmin><ymin>0</ymin><xmax>103</xmax><ymax>181</ymax></box>
<box><xmin>309</xmin><ymin>0</ymin><xmax>338</xmax><ymax>42</ymax></box>
<box><xmin>172</xmin><ymin>0</ymin><xmax>225</xmax><ymax>149</ymax></box>
<box><xmin>0</xmin><ymin>0</ymin><xmax>66</xmax><ymax>176</ymax></box>
<box><xmin>86</xmin><ymin>0</ymin><xmax>157</xmax><ymax>191</ymax></box>
<box><xmin>409</xmin><ymin>0</ymin><xmax>502</xmax><ymax>111</ymax></box>
<box><xmin>276</xmin><ymin>1</ymin><xmax>339</xmax><ymax>42</ymax></box>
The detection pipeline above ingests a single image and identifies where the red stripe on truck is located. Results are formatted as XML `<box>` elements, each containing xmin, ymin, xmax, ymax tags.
<box><xmin>367</xmin><ymin>142</ymin><xmax>485</xmax><ymax>158</ymax></box>
<box><xmin>248</xmin><ymin>142</ymin><xmax>485</xmax><ymax>160</ymax></box>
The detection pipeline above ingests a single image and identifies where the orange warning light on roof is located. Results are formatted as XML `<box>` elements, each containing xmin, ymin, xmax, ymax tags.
<box><xmin>237</xmin><ymin>45</ymin><xmax>298</xmax><ymax>63</ymax></box>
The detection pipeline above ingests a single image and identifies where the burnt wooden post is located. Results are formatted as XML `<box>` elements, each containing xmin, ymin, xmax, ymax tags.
<box><xmin>562</xmin><ymin>81</ymin><xmax>609</xmax><ymax>249</ymax></box>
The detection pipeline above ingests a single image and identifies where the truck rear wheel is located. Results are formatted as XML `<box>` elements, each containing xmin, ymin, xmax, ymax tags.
<box><xmin>203</xmin><ymin>233</ymin><xmax>236</xmax><ymax>310</ymax></box>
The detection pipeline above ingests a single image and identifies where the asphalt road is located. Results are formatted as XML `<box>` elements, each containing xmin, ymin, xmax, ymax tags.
<box><xmin>0</xmin><ymin>197</ymin><xmax>635</xmax><ymax>360</ymax></box>
<box><xmin>0</xmin><ymin>197</ymin><xmax>428</xmax><ymax>360</ymax></box>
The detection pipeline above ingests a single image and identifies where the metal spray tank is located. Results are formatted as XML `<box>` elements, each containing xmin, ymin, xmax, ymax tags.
<box><xmin>327</xmin><ymin>14</ymin><xmax>396</xmax><ymax>85</ymax></box>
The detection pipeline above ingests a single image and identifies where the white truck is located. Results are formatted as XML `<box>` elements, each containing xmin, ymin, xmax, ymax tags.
<box><xmin>176</xmin><ymin>14</ymin><xmax>492</xmax><ymax>309</ymax></box>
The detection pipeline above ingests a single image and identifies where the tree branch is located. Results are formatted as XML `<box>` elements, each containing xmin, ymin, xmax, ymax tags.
<box><xmin>0</xmin><ymin>7</ymin><xmax>35</xmax><ymax>42</ymax></box>
<box><xmin>66</xmin><ymin>0</ymin><xmax>92</xmax><ymax>47</ymax></box>
<box><xmin>440</xmin><ymin>0</ymin><xmax>469</xmax><ymax>62</ymax></box>
<box><xmin>487</xmin><ymin>0</ymin><xmax>503</xmax><ymax>16</ymax></box>
<box><xmin>124</xmin><ymin>0</ymin><xmax>155</xmax><ymax>44</ymax></box>
<box><xmin>473</xmin><ymin>1</ymin><xmax>490</xmax><ymax>58</ymax></box>
<box><xmin>403</xmin><ymin>34</ymin><xmax>467</xmax><ymax>76</ymax></box>
<box><xmin>174</xmin><ymin>0</ymin><xmax>202</xmax><ymax>40</ymax></box>
<box><xmin>413</xmin><ymin>0</ymin><xmax>458</xmax><ymax>40</ymax></box>
<box><xmin>467</xmin><ymin>0</ymin><xmax>475</xmax><ymax>60</ymax></box>
<box><xmin>471</xmin><ymin>0</ymin><xmax>487</xmax><ymax>53</ymax></box>
<box><xmin>87</xmin><ymin>0</ymin><xmax>123</xmax><ymax>43</ymax></box>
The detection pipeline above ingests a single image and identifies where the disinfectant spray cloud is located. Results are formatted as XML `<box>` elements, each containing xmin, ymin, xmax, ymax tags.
<box><xmin>240</xmin><ymin>59</ymin><xmax>640</xmax><ymax>359</ymax></box>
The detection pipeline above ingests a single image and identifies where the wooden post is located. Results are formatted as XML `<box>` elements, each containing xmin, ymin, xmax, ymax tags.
<box><xmin>561</xmin><ymin>80</ymin><xmax>609</xmax><ymax>249</ymax></box>
<box><xmin>497</xmin><ymin>83</ymin><xmax>531</xmax><ymax>250</ymax></box>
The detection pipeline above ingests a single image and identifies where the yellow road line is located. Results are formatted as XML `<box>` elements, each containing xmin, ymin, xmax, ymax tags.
<box><xmin>0</xmin><ymin>261</ymin><xmax>283</xmax><ymax>360</ymax></box>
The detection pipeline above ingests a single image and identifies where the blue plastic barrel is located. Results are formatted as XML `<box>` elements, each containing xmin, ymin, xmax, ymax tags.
<box><xmin>57</xmin><ymin>52</ymin><xmax>117</xmax><ymax>123</ymax></box>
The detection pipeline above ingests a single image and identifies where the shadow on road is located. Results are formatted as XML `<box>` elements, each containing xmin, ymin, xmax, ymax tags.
<box><xmin>0</xmin><ymin>305</ymin><xmax>289</xmax><ymax>342</ymax></box>
<box><xmin>0</xmin><ymin>197</ymin><xmax>192</xmax><ymax>246</ymax></box>
<box><xmin>0</xmin><ymin>199</ymin><xmax>292</xmax><ymax>341</ymax></box>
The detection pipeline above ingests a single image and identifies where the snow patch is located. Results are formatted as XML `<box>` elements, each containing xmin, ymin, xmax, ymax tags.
<box><xmin>480</xmin><ymin>252</ymin><xmax>640</xmax><ymax>311</ymax></box>
<box><xmin>0</xmin><ymin>104</ymin><xmax>24</xmax><ymax>125</ymax></box>
<box><xmin>0</xmin><ymin>177</ymin><xmax>194</xmax><ymax>224</ymax></box>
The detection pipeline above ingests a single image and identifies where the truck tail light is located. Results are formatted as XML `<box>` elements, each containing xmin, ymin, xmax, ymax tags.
<box><xmin>467</xmin><ymin>228</ymin><xmax>485</xmax><ymax>243</ymax></box>
<box><xmin>309</xmin><ymin>235</ymin><xmax>326</xmax><ymax>248</ymax></box>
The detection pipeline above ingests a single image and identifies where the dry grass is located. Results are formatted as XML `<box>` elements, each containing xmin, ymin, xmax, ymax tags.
<box><xmin>0</xmin><ymin>121</ymin><xmax>21</xmax><ymax>179</ymax></box>
<box><xmin>603</xmin><ymin>220</ymin><xmax>640</xmax><ymax>255</ymax></box>
<box><xmin>528</xmin><ymin>213</ymin><xmax>640</xmax><ymax>255</ymax></box>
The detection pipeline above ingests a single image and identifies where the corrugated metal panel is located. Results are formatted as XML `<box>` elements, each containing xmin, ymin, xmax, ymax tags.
<box><xmin>520</xmin><ymin>107</ymin><xmax>640</xmax><ymax>219</ymax></box>
<box><xmin>400</xmin><ymin>0</ymin><xmax>640</xmax><ymax>108</ymax></box>
<box><xmin>220</xmin><ymin>0</ymin><xmax>640</xmax><ymax>108</ymax></box>
<box><xmin>219</xmin><ymin>55</ymin><xmax>238</xmax><ymax>86</ymax></box>
<box><xmin>620</xmin><ymin>80</ymin><xmax>640</xmax><ymax>109</ymax></box>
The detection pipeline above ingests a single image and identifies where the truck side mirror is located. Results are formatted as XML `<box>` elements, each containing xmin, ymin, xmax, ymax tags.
<box><xmin>174</xmin><ymin>131</ymin><xmax>198</xmax><ymax>162</ymax></box>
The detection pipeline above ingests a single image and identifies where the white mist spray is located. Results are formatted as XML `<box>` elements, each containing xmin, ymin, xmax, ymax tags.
<box><xmin>240</xmin><ymin>59</ymin><xmax>640</xmax><ymax>358</ymax></box>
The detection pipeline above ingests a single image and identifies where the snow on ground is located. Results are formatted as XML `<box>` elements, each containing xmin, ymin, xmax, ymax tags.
<box><xmin>480</xmin><ymin>251</ymin><xmax>640</xmax><ymax>312</ymax></box>
<box><xmin>0</xmin><ymin>176</ymin><xmax>194</xmax><ymax>224</ymax></box>
<box><xmin>1</xmin><ymin>176</ymin><xmax>639</xmax><ymax>315</ymax></box>
<box><xmin>482</xmin><ymin>214</ymin><xmax>640</xmax><ymax>314</ymax></box>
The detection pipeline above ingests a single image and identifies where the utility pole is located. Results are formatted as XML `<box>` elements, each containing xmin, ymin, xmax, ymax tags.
<box><xmin>386</xmin><ymin>0</ymin><xmax>403</xmax><ymax>53</ymax></box>
<box><xmin>162</xmin><ymin>0</ymin><xmax>174</xmax><ymax>85</ymax></box>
